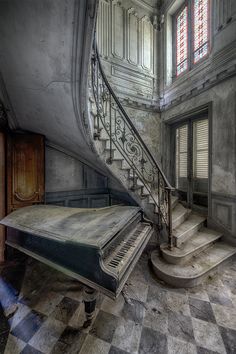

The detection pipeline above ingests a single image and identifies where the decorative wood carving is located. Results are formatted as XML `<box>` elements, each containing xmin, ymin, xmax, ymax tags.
<box><xmin>7</xmin><ymin>133</ymin><xmax>45</xmax><ymax>213</ymax></box>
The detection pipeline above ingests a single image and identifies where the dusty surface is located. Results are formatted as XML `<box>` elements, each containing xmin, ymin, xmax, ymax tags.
<box><xmin>0</xmin><ymin>251</ymin><xmax>236</xmax><ymax>353</ymax></box>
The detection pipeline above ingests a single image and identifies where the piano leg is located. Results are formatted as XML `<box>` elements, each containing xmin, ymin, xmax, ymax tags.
<box><xmin>83</xmin><ymin>286</ymin><xmax>98</xmax><ymax>328</ymax></box>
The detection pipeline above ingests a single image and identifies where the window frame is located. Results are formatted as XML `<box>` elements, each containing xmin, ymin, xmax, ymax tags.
<box><xmin>172</xmin><ymin>0</ymin><xmax>210</xmax><ymax>79</ymax></box>
<box><xmin>192</xmin><ymin>0</ymin><xmax>210</xmax><ymax>66</ymax></box>
<box><xmin>173</xmin><ymin>1</ymin><xmax>189</xmax><ymax>78</ymax></box>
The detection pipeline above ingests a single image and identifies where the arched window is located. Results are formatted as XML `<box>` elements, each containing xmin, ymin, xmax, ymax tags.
<box><xmin>174</xmin><ymin>0</ymin><xmax>209</xmax><ymax>77</ymax></box>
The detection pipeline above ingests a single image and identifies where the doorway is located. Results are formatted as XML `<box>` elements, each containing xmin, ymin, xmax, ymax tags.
<box><xmin>174</xmin><ymin>116</ymin><xmax>209</xmax><ymax>210</ymax></box>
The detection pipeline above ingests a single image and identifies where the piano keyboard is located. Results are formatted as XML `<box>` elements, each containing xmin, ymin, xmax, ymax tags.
<box><xmin>104</xmin><ymin>223</ymin><xmax>152</xmax><ymax>277</ymax></box>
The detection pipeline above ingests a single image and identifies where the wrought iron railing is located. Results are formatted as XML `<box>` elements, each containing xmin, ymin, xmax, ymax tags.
<box><xmin>91</xmin><ymin>42</ymin><xmax>174</xmax><ymax>249</ymax></box>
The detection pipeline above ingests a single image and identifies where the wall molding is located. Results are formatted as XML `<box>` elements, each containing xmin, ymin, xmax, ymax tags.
<box><xmin>161</xmin><ymin>63</ymin><xmax>236</xmax><ymax>111</ymax></box>
<box><xmin>45</xmin><ymin>188</ymin><xmax>110</xmax><ymax>208</ymax></box>
<box><xmin>211</xmin><ymin>192</ymin><xmax>236</xmax><ymax>202</ymax></box>
<box><xmin>112</xmin><ymin>0</ymin><xmax>125</xmax><ymax>60</ymax></box>
<box><xmin>132</xmin><ymin>0</ymin><xmax>159</xmax><ymax>13</ymax></box>
<box><xmin>127</xmin><ymin>8</ymin><xmax>139</xmax><ymax>66</ymax></box>
<box><xmin>45</xmin><ymin>188</ymin><xmax>135</xmax><ymax>208</ymax></box>
<box><xmin>141</xmin><ymin>15</ymin><xmax>153</xmax><ymax>72</ymax></box>
<box><xmin>97</xmin><ymin>0</ymin><xmax>157</xmax><ymax>104</ymax></box>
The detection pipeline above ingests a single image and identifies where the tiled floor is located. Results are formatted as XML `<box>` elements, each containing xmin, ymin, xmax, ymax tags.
<box><xmin>1</xmin><ymin>252</ymin><xmax>236</xmax><ymax>354</ymax></box>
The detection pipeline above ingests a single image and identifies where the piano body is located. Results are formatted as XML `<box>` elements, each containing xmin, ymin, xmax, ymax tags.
<box><xmin>1</xmin><ymin>205</ymin><xmax>153</xmax><ymax>324</ymax></box>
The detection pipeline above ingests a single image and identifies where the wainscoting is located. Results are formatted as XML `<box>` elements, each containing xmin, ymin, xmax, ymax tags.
<box><xmin>45</xmin><ymin>188</ymin><xmax>136</xmax><ymax>209</ymax></box>
<box><xmin>210</xmin><ymin>192</ymin><xmax>236</xmax><ymax>241</ymax></box>
<box><xmin>45</xmin><ymin>189</ymin><xmax>110</xmax><ymax>208</ymax></box>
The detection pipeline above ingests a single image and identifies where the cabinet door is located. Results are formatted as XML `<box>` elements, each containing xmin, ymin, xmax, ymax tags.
<box><xmin>7</xmin><ymin>133</ymin><xmax>45</xmax><ymax>213</ymax></box>
<box><xmin>0</xmin><ymin>131</ymin><xmax>6</xmax><ymax>263</ymax></box>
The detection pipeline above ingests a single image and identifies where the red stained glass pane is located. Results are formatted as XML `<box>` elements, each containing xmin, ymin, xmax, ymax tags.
<box><xmin>194</xmin><ymin>0</ymin><xmax>209</xmax><ymax>63</ymax></box>
<box><xmin>176</xmin><ymin>6</ymin><xmax>188</xmax><ymax>76</ymax></box>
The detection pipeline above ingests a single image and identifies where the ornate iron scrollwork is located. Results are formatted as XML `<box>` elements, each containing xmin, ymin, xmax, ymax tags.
<box><xmin>91</xmin><ymin>41</ymin><xmax>174</xmax><ymax>248</ymax></box>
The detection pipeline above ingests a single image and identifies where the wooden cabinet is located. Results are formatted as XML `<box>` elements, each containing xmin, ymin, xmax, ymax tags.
<box><xmin>7</xmin><ymin>133</ymin><xmax>45</xmax><ymax>213</ymax></box>
<box><xmin>0</xmin><ymin>131</ymin><xmax>6</xmax><ymax>263</ymax></box>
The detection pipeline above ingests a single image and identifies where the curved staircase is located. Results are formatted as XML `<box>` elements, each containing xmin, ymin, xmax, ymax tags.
<box><xmin>88</xmin><ymin>40</ymin><xmax>236</xmax><ymax>288</ymax></box>
<box><xmin>151</xmin><ymin>198</ymin><xmax>236</xmax><ymax>287</ymax></box>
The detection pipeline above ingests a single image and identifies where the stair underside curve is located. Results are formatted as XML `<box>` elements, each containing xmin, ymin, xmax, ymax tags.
<box><xmin>151</xmin><ymin>243</ymin><xmax>236</xmax><ymax>288</ymax></box>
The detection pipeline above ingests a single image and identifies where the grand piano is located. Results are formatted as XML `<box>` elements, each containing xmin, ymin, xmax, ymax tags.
<box><xmin>1</xmin><ymin>204</ymin><xmax>153</xmax><ymax>324</ymax></box>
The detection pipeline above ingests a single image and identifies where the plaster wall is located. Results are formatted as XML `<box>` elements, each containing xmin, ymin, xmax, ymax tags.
<box><xmin>45</xmin><ymin>144</ymin><xmax>112</xmax><ymax>209</ymax></box>
<box><xmin>162</xmin><ymin>76</ymin><xmax>236</xmax><ymax>238</ymax></box>
<box><xmin>159</xmin><ymin>0</ymin><xmax>236</xmax><ymax>238</ymax></box>
<box><xmin>0</xmin><ymin>0</ymin><xmax>102</xmax><ymax>169</ymax></box>
<box><xmin>125</xmin><ymin>105</ymin><xmax>161</xmax><ymax>160</ymax></box>
<box><xmin>45</xmin><ymin>145</ymin><xmax>107</xmax><ymax>193</ymax></box>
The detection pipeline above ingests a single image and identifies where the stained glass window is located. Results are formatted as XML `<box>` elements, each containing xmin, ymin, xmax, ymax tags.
<box><xmin>193</xmin><ymin>0</ymin><xmax>209</xmax><ymax>63</ymax></box>
<box><xmin>176</xmin><ymin>6</ymin><xmax>188</xmax><ymax>76</ymax></box>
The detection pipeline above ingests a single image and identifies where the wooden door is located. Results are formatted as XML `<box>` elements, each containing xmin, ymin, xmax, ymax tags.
<box><xmin>7</xmin><ymin>133</ymin><xmax>45</xmax><ymax>213</ymax></box>
<box><xmin>0</xmin><ymin>131</ymin><xmax>6</xmax><ymax>263</ymax></box>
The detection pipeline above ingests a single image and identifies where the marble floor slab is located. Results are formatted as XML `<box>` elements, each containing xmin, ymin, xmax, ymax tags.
<box><xmin>1</xmin><ymin>252</ymin><xmax>236</xmax><ymax>354</ymax></box>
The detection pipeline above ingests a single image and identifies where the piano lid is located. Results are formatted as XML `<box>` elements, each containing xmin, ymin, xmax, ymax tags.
<box><xmin>0</xmin><ymin>205</ymin><xmax>141</xmax><ymax>249</ymax></box>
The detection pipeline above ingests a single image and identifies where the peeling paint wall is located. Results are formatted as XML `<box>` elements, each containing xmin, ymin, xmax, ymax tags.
<box><xmin>162</xmin><ymin>76</ymin><xmax>236</xmax><ymax>238</ymax></box>
<box><xmin>125</xmin><ymin>106</ymin><xmax>161</xmax><ymax>161</ymax></box>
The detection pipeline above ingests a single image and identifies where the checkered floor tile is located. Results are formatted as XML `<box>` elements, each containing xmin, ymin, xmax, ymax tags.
<box><xmin>1</xmin><ymin>253</ymin><xmax>236</xmax><ymax>354</ymax></box>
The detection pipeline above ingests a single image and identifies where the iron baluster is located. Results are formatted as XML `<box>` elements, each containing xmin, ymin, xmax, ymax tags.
<box><xmin>166</xmin><ymin>187</ymin><xmax>173</xmax><ymax>249</ymax></box>
<box><xmin>157</xmin><ymin>171</ymin><xmax>161</xmax><ymax>230</ymax></box>
<box><xmin>106</xmin><ymin>93</ymin><xmax>112</xmax><ymax>164</ymax></box>
<box><xmin>91</xmin><ymin>40</ymin><xmax>174</xmax><ymax>247</ymax></box>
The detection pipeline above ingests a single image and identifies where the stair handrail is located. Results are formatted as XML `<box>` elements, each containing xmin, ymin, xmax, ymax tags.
<box><xmin>91</xmin><ymin>40</ymin><xmax>174</xmax><ymax>249</ymax></box>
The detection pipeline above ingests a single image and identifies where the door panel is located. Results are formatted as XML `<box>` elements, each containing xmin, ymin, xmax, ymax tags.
<box><xmin>174</xmin><ymin>117</ymin><xmax>208</xmax><ymax>208</ymax></box>
<box><xmin>175</xmin><ymin>124</ymin><xmax>188</xmax><ymax>202</ymax></box>
<box><xmin>192</xmin><ymin>119</ymin><xmax>208</xmax><ymax>206</ymax></box>
<box><xmin>0</xmin><ymin>132</ymin><xmax>6</xmax><ymax>263</ymax></box>
<box><xmin>7</xmin><ymin>133</ymin><xmax>45</xmax><ymax>213</ymax></box>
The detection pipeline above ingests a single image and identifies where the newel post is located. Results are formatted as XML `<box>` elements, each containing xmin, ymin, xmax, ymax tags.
<box><xmin>166</xmin><ymin>187</ymin><xmax>173</xmax><ymax>250</ymax></box>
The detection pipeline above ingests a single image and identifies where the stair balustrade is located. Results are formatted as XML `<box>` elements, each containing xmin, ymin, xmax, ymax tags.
<box><xmin>91</xmin><ymin>40</ymin><xmax>174</xmax><ymax>249</ymax></box>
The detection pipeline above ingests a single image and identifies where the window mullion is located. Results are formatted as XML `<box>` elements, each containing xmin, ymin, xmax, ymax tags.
<box><xmin>188</xmin><ymin>0</ymin><xmax>193</xmax><ymax>70</ymax></box>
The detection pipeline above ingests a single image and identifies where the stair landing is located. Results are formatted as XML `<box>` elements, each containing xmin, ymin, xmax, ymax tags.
<box><xmin>151</xmin><ymin>197</ymin><xmax>236</xmax><ymax>288</ymax></box>
<box><xmin>151</xmin><ymin>242</ymin><xmax>236</xmax><ymax>288</ymax></box>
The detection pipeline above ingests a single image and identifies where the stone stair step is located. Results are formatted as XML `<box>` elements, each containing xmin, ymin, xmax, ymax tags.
<box><xmin>151</xmin><ymin>242</ymin><xmax>236</xmax><ymax>287</ymax></box>
<box><xmin>171</xmin><ymin>195</ymin><xmax>179</xmax><ymax>209</ymax></box>
<box><xmin>161</xmin><ymin>227</ymin><xmax>223</xmax><ymax>265</ymax></box>
<box><xmin>99</xmin><ymin>128</ymin><xmax>109</xmax><ymax>140</ymax></box>
<box><xmin>173</xmin><ymin>213</ymin><xmax>206</xmax><ymax>247</ymax></box>
<box><xmin>172</xmin><ymin>203</ymin><xmax>190</xmax><ymax>229</ymax></box>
